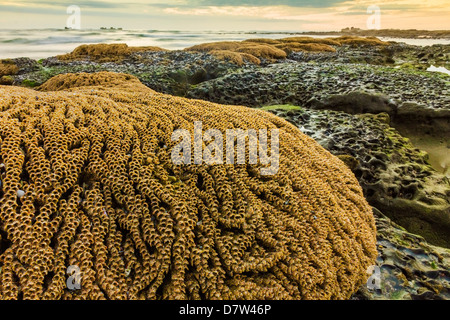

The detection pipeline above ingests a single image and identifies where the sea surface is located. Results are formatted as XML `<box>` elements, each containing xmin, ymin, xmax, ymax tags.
<box><xmin>1</xmin><ymin>29</ymin><xmax>450</xmax><ymax>60</ymax></box>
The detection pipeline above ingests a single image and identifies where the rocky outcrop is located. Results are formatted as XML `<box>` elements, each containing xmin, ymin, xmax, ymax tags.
<box><xmin>308</xmin><ymin>91</ymin><xmax>396</xmax><ymax>115</ymax></box>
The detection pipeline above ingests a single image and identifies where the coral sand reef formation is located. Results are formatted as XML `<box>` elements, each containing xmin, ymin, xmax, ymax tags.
<box><xmin>50</xmin><ymin>36</ymin><xmax>389</xmax><ymax>67</ymax></box>
<box><xmin>185</xmin><ymin>36</ymin><xmax>388</xmax><ymax>65</ymax></box>
<box><xmin>0</xmin><ymin>72</ymin><xmax>377</xmax><ymax>300</ymax></box>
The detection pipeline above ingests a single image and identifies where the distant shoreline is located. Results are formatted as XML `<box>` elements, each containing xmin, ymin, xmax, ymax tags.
<box><xmin>2</xmin><ymin>28</ymin><xmax>450</xmax><ymax>40</ymax></box>
<box><xmin>1</xmin><ymin>28</ymin><xmax>449</xmax><ymax>60</ymax></box>
<box><xmin>294</xmin><ymin>28</ymin><xmax>450</xmax><ymax>40</ymax></box>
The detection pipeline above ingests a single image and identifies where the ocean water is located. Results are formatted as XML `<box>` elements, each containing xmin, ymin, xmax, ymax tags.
<box><xmin>1</xmin><ymin>29</ymin><xmax>449</xmax><ymax>60</ymax></box>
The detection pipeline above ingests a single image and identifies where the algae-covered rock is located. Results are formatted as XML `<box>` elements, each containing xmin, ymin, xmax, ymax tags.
<box><xmin>0</xmin><ymin>76</ymin><xmax>14</xmax><ymax>85</ymax></box>
<box><xmin>308</xmin><ymin>91</ymin><xmax>396</xmax><ymax>116</ymax></box>
<box><xmin>11</xmin><ymin>50</ymin><xmax>240</xmax><ymax>97</ymax></box>
<box><xmin>336</xmin><ymin>154</ymin><xmax>360</xmax><ymax>171</ymax></box>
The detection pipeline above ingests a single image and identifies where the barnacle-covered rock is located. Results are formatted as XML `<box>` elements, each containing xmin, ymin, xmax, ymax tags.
<box><xmin>185</xmin><ymin>36</ymin><xmax>387</xmax><ymax>65</ymax></box>
<box><xmin>0</xmin><ymin>60</ymin><xmax>19</xmax><ymax>77</ymax></box>
<box><xmin>0</xmin><ymin>59</ymin><xmax>19</xmax><ymax>85</ymax></box>
<box><xmin>0</xmin><ymin>71</ymin><xmax>377</xmax><ymax>300</ymax></box>
<box><xmin>57</xmin><ymin>43</ymin><xmax>167</xmax><ymax>63</ymax></box>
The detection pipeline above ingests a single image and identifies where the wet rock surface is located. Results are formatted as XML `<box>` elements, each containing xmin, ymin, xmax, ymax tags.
<box><xmin>352</xmin><ymin>208</ymin><xmax>450</xmax><ymax>300</ymax></box>
<box><xmin>8</xmin><ymin>43</ymin><xmax>449</xmax><ymax>107</ymax></box>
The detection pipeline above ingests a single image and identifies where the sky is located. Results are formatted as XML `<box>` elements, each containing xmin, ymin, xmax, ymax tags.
<box><xmin>0</xmin><ymin>0</ymin><xmax>449</xmax><ymax>31</ymax></box>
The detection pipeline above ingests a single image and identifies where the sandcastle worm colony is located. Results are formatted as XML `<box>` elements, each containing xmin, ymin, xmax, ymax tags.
<box><xmin>0</xmin><ymin>72</ymin><xmax>377</xmax><ymax>300</ymax></box>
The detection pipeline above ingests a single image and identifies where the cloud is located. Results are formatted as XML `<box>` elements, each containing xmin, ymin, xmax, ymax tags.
<box><xmin>192</xmin><ymin>0</ymin><xmax>346</xmax><ymax>8</ymax></box>
<box><xmin>0</xmin><ymin>0</ymin><xmax>448</xmax><ymax>30</ymax></box>
<box><xmin>0</xmin><ymin>0</ymin><xmax>350</xmax><ymax>11</ymax></box>
<box><xmin>163</xmin><ymin>5</ymin><xmax>312</xmax><ymax>20</ymax></box>
<box><xmin>0</xmin><ymin>3</ymin><xmax>62</xmax><ymax>15</ymax></box>
<box><xmin>1</xmin><ymin>0</ymin><xmax>123</xmax><ymax>8</ymax></box>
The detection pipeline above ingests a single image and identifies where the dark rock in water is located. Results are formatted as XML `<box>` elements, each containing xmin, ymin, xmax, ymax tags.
<box><xmin>394</xmin><ymin>102</ymin><xmax>450</xmax><ymax>135</ymax></box>
<box><xmin>352</xmin><ymin>208</ymin><xmax>450</xmax><ymax>300</ymax></box>
<box><xmin>308</xmin><ymin>91</ymin><xmax>397</xmax><ymax>115</ymax></box>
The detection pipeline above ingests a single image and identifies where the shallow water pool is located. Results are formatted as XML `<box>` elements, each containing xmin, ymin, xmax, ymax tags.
<box><xmin>427</xmin><ymin>65</ymin><xmax>450</xmax><ymax>75</ymax></box>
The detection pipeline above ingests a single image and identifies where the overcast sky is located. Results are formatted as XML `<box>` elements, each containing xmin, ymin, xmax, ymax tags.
<box><xmin>0</xmin><ymin>0</ymin><xmax>448</xmax><ymax>31</ymax></box>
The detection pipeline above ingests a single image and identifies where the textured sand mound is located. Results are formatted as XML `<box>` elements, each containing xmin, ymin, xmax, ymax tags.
<box><xmin>185</xmin><ymin>36</ymin><xmax>387</xmax><ymax>64</ymax></box>
<box><xmin>0</xmin><ymin>60</ymin><xmax>19</xmax><ymax>77</ymax></box>
<box><xmin>57</xmin><ymin>43</ymin><xmax>166</xmax><ymax>63</ymax></box>
<box><xmin>0</xmin><ymin>72</ymin><xmax>377</xmax><ymax>300</ymax></box>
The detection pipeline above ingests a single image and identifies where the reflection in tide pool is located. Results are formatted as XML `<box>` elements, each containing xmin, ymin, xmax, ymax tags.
<box><xmin>427</xmin><ymin>65</ymin><xmax>450</xmax><ymax>75</ymax></box>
